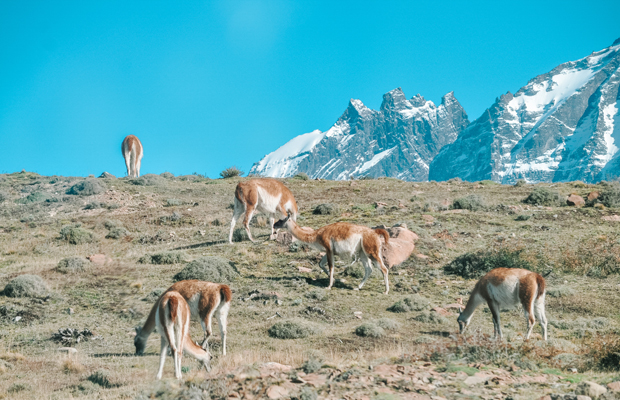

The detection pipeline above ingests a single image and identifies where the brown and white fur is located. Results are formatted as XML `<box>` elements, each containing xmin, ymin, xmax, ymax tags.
<box><xmin>154</xmin><ymin>291</ymin><xmax>211</xmax><ymax>379</ymax></box>
<box><xmin>457</xmin><ymin>268</ymin><xmax>547</xmax><ymax>340</ymax></box>
<box><xmin>274</xmin><ymin>216</ymin><xmax>391</xmax><ymax>294</ymax></box>
<box><xmin>122</xmin><ymin>135</ymin><xmax>144</xmax><ymax>178</ymax></box>
<box><xmin>135</xmin><ymin>280</ymin><xmax>231</xmax><ymax>356</ymax></box>
<box><xmin>229</xmin><ymin>178</ymin><xmax>298</xmax><ymax>244</ymax></box>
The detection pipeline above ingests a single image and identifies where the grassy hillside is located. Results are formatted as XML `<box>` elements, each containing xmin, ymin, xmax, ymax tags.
<box><xmin>1</xmin><ymin>171</ymin><xmax>620</xmax><ymax>399</ymax></box>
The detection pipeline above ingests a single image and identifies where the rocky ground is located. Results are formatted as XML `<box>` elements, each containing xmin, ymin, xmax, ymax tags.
<box><xmin>2</xmin><ymin>172</ymin><xmax>620</xmax><ymax>399</ymax></box>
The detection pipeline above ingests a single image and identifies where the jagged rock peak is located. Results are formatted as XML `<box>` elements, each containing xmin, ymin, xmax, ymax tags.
<box><xmin>346</xmin><ymin>98</ymin><xmax>374</xmax><ymax>119</ymax></box>
<box><xmin>613</xmin><ymin>37</ymin><xmax>620</xmax><ymax>46</ymax></box>
<box><xmin>410</xmin><ymin>94</ymin><xmax>426</xmax><ymax>107</ymax></box>
<box><xmin>381</xmin><ymin>87</ymin><xmax>412</xmax><ymax>111</ymax></box>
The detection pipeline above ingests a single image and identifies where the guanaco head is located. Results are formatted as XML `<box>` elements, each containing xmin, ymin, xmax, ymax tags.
<box><xmin>456</xmin><ymin>306</ymin><xmax>468</xmax><ymax>334</ymax></box>
<box><xmin>134</xmin><ymin>326</ymin><xmax>147</xmax><ymax>355</ymax></box>
<box><xmin>273</xmin><ymin>214</ymin><xmax>290</xmax><ymax>230</ymax></box>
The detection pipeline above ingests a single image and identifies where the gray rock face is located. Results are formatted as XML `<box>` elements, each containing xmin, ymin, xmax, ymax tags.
<box><xmin>430</xmin><ymin>39</ymin><xmax>620</xmax><ymax>184</ymax></box>
<box><xmin>250</xmin><ymin>88</ymin><xmax>469</xmax><ymax>181</ymax></box>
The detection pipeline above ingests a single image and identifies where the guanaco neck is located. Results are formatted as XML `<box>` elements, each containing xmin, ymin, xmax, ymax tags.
<box><xmin>139</xmin><ymin>300</ymin><xmax>159</xmax><ymax>339</ymax></box>
<box><xmin>286</xmin><ymin>219</ymin><xmax>317</xmax><ymax>243</ymax></box>
<box><xmin>459</xmin><ymin>284</ymin><xmax>485</xmax><ymax>322</ymax></box>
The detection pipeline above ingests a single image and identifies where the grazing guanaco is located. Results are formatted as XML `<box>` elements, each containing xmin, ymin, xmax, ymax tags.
<box><xmin>273</xmin><ymin>215</ymin><xmax>391</xmax><ymax>294</ymax></box>
<box><xmin>229</xmin><ymin>178</ymin><xmax>298</xmax><ymax>244</ymax></box>
<box><xmin>121</xmin><ymin>135</ymin><xmax>143</xmax><ymax>178</ymax></box>
<box><xmin>135</xmin><ymin>280</ymin><xmax>231</xmax><ymax>356</ymax></box>
<box><xmin>457</xmin><ymin>268</ymin><xmax>548</xmax><ymax>340</ymax></box>
<box><xmin>154</xmin><ymin>291</ymin><xmax>211</xmax><ymax>379</ymax></box>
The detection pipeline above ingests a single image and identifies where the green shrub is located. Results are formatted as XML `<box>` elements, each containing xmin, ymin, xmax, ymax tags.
<box><xmin>268</xmin><ymin>320</ymin><xmax>318</xmax><ymax>339</ymax></box>
<box><xmin>106</xmin><ymin>227</ymin><xmax>129</xmax><ymax>239</ymax></box>
<box><xmin>547</xmin><ymin>286</ymin><xmax>576</xmax><ymax>298</ymax></box>
<box><xmin>103</xmin><ymin>220</ymin><xmax>122</xmax><ymax>230</ymax></box>
<box><xmin>514</xmin><ymin>179</ymin><xmax>526</xmax><ymax>187</ymax></box>
<box><xmin>60</xmin><ymin>224</ymin><xmax>95</xmax><ymax>244</ymax></box>
<box><xmin>299</xmin><ymin>387</ymin><xmax>318</xmax><ymax>400</ymax></box>
<box><xmin>523</xmin><ymin>187</ymin><xmax>561</xmax><ymax>206</ymax></box>
<box><xmin>313</xmin><ymin>203</ymin><xmax>338</xmax><ymax>215</ymax></box>
<box><xmin>139</xmin><ymin>251</ymin><xmax>186</xmax><ymax>265</ymax></box>
<box><xmin>412</xmin><ymin>311</ymin><xmax>448</xmax><ymax>324</ymax></box>
<box><xmin>3</xmin><ymin>275</ymin><xmax>49</xmax><ymax>298</ymax></box>
<box><xmin>304</xmin><ymin>290</ymin><xmax>327</xmax><ymax>301</ymax></box>
<box><xmin>301</xmin><ymin>358</ymin><xmax>322</xmax><ymax>374</ymax></box>
<box><xmin>355</xmin><ymin>323</ymin><xmax>385</xmax><ymax>338</ymax></box>
<box><xmin>375</xmin><ymin>318</ymin><xmax>399</xmax><ymax>331</ymax></box>
<box><xmin>292</xmin><ymin>173</ymin><xmax>310</xmax><ymax>180</ymax></box>
<box><xmin>8</xmin><ymin>383</ymin><xmax>30</xmax><ymax>393</ymax></box>
<box><xmin>343</xmin><ymin>263</ymin><xmax>364</xmax><ymax>279</ymax></box>
<box><xmin>0</xmin><ymin>191</ymin><xmax>7</xmax><ymax>203</ymax></box>
<box><xmin>143</xmin><ymin>288</ymin><xmax>165</xmax><ymax>302</ymax></box>
<box><xmin>452</xmin><ymin>195</ymin><xmax>484</xmax><ymax>211</ymax></box>
<box><xmin>599</xmin><ymin>183</ymin><xmax>620</xmax><ymax>208</ymax></box>
<box><xmin>87</xmin><ymin>370</ymin><xmax>113</xmax><ymax>388</ymax></box>
<box><xmin>232</xmin><ymin>228</ymin><xmax>249</xmax><ymax>242</ymax></box>
<box><xmin>84</xmin><ymin>202</ymin><xmax>104</xmax><ymax>210</ymax></box>
<box><xmin>160</xmin><ymin>172</ymin><xmax>175</xmax><ymax>179</ymax></box>
<box><xmin>220</xmin><ymin>167</ymin><xmax>243</xmax><ymax>179</ymax></box>
<box><xmin>15</xmin><ymin>192</ymin><xmax>49</xmax><ymax>204</ymax></box>
<box><xmin>131</xmin><ymin>174</ymin><xmax>164</xmax><ymax>186</ymax></box>
<box><xmin>443</xmin><ymin>249</ymin><xmax>532</xmax><ymax>279</ymax></box>
<box><xmin>56</xmin><ymin>257</ymin><xmax>89</xmax><ymax>274</ymax></box>
<box><xmin>173</xmin><ymin>256</ymin><xmax>238</xmax><ymax>282</ymax></box>
<box><xmin>515</xmin><ymin>214</ymin><xmax>531</xmax><ymax>221</ymax></box>
<box><xmin>387</xmin><ymin>295</ymin><xmax>429</xmax><ymax>313</ymax></box>
<box><xmin>66</xmin><ymin>180</ymin><xmax>105</xmax><ymax>196</ymax></box>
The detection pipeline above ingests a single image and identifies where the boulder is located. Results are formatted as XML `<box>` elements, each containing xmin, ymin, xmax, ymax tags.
<box><xmin>576</xmin><ymin>381</ymin><xmax>607</xmax><ymax>398</ymax></box>
<box><xmin>587</xmin><ymin>191</ymin><xmax>601</xmax><ymax>201</ymax></box>
<box><xmin>607</xmin><ymin>381</ymin><xmax>620</xmax><ymax>392</ymax></box>
<box><xmin>276</xmin><ymin>231</ymin><xmax>293</xmax><ymax>245</ymax></box>
<box><xmin>375</xmin><ymin>225</ymin><xmax>418</xmax><ymax>268</ymax></box>
<box><xmin>567</xmin><ymin>194</ymin><xmax>585</xmax><ymax>207</ymax></box>
<box><xmin>87</xmin><ymin>254</ymin><xmax>111</xmax><ymax>266</ymax></box>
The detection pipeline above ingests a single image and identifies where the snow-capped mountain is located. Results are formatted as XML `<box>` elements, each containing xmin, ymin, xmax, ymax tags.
<box><xmin>429</xmin><ymin>38</ymin><xmax>620</xmax><ymax>183</ymax></box>
<box><xmin>250</xmin><ymin>88</ymin><xmax>469</xmax><ymax>181</ymax></box>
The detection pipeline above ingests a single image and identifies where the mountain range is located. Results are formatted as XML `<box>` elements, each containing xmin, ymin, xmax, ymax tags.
<box><xmin>250</xmin><ymin>38</ymin><xmax>620</xmax><ymax>183</ymax></box>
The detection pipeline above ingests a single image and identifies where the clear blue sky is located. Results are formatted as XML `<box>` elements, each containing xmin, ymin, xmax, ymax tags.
<box><xmin>1</xmin><ymin>1</ymin><xmax>618</xmax><ymax>178</ymax></box>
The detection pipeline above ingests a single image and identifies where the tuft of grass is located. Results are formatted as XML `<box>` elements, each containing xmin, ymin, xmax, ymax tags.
<box><xmin>268</xmin><ymin>320</ymin><xmax>318</xmax><ymax>339</ymax></box>
<box><xmin>143</xmin><ymin>288</ymin><xmax>165</xmax><ymax>302</ymax></box>
<box><xmin>106</xmin><ymin>227</ymin><xmax>129</xmax><ymax>239</ymax></box>
<box><xmin>3</xmin><ymin>275</ymin><xmax>49</xmax><ymax>298</ymax></box>
<box><xmin>8</xmin><ymin>383</ymin><xmax>30</xmax><ymax>393</ymax></box>
<box><xmin>547</xmin><ymin>286</ymin><xmax>576</xmax><ymax>298</ymax></box>
<box><xmin>56</xmin><ymin>257</ymin><xmax>89</xmax><ymax>274</ymax></box>
<box><xmin>412</xmin><ymin>311</ymin><xmax>448</xmax><ymax>324</ymax></box>
<box><xmin>220</xmin><ymin>166</ymin><xmax>243</xmax><ymax>179</ymax></box>
<box><xmin>84</xmin><ymin>201</ymin><xmax>104</xmax><ymax>210</ymax></box>
<box><xmin>355</xmin><ymin>323</ymin><xmax>385</xmax><ymax>338</ymax></box>
<box><xmin>301</xmin><ymin>358</ymin><xmax>322</xmax><ymax>374</ymax></box>
<box><xmin>443</xmin><ymin>248</ymin><xmax>533</xmax><ymax>279</ymax></box>
<box><xmin>523</xmin><ymin>187</ymin><xmax>562</xmax><ymax>206</ymax></box>
<box><xmin>375</xmin><ymin>318</ymin><xmax>399</xmax><ymax>331</ymax></box>
<box><xmin>313</xmin><ymin>203</ymin><xmax>339</xmax><ymax>215</ymax></box>
<box><xmin>165</xmin><ymin>198</ymin><xmax>182</xmax><ymax>207</ymax></box>
<box><xmin>452</xmin><ymin>195</ymin><xmax>484</xmax><ymax>211</ymax></box>
<box><xmin>173</xmin><ymin>256</ymin><xmax>238</xmax><ymax>282</ymax></box>
<box><xmin>304</xmin><ymin>290</ymin><xmax>327</xmax><ymax>301</ymax></box>
<box><xmin>131</xmin><ymin>174</ymin><xmax>164</xmax><ymax>186</ymax></box>
<box><xmin>138</xmin><ymin>251</ymin><xmax>186</xmax><ymax>265</ymax></box>
<box><xmin>66</xmin><ymin>180</ymin><xmax>105</xmax><ymax>196</ymax></box>
<box><xmin>87</xmin><ymin>369</ymin><xmax>113</xmax><ymax>388</ymax></box>
<box><xmin>15</xmin><ymin>191</ymin><xmax>49</xmax><ymax>204</ymax></box>
<box><xmin>62</xmin><ymin>358</ymin><xmax>86</xmax><ymax>374</ymax></box>
<box><xmin>60</xmin><ymin>224</ymin><xmax>95</xmax><ymax>245</ymax></box>
<box><xmin>299</xmin><ymin>387</ymin><xmax>318</xmax><ymax>400</ymax></box>
<box><xmin>515</xmin><ymin>214</ymin><xmax>531</xmax><ymax>221</ymax></box>
<box><xmin>232</xmin><ymin>228</ymin><xmax>249</xmax><ymax>242</ymax></box>
<box><xmin>160</xmin><ymin>172</ymin><xmax>175</xmax><ymax>179</ymax></box>
<box><xmin>343</xmin><ymin>263</ymin><xmax>364</xmax><ymax>279</ymax></box>
<box><xmin>0</xmin><ymin>191</ymin><xmax>7</xmax><ymax>203</ymax></box>
<box><xmin>514</xmin><ymin>179</ymin><xmax>526</xmax><ymax>187</ymax></box>
<box><xmin>293</xmin><ymin>172</ymin><xmax>310</xmax><ymax>180</ymax></box>
<box><xmin>387</xmin><ymin>295</ymin><xmax>429</xmax><ymax>313</ymax></box>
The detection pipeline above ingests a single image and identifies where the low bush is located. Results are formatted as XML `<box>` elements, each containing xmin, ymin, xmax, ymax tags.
<box><xmin>143</xmin><ymin>288</ymin><xmax>165</xmax><ymax>302</ymax></box>
<box><xmin>220</xmin><ymin>167</ymin><xmax>243</xmax><ymax>179</ymax></box>
<box><xmin>139</xmin><ymin>251</ymin><xmax>186</xmax><ymax>265</ymax></box>
<box><xmin>165</xmin><ymin>198</ymin><xmax>182</xmax><ymax>207</ymax></box>
<box><xmin>355</xmin><ymin>323</ymin><xmax>385</xmax><ymax>338</ymax></box>
<box><xmin>515</xmin><ymin>214</ymin><xmax>531</xmax><ymax>221</ymax></box>
<box><xmin>452</xmin><ymin>195</ymin><xmax>484</xmax><ymax>211</ymax></box>
<box><xmin>301</xmin><ymin>358</ymin><xmax>322</xmax><ymax>374</ymax></box>
<box><xmin>304</xmin><ymin>290</ymin><xmax>327</xmax><ymax>301</ymax></box>
<box><xmin>84</xmin><ymin>202</ymin><xmax>104</xmax><ymax>210</ymax></box>
<box><xmin>60</xmin><ymin>224</ymin><xmax>95</xmax><ymax>245</ymax></box>
<box><xmin>173</xmin><ymin>256</ymin><xmax>238</xmax><ymax>282</ymax></box>
<box><xmin>289</xmin><ymin>241</ymin><xmax>309</xmax><ymax>252</ymax></box>
<box><xmin>375</xmin><ymin>318</ymin><xmax>399</xmax><ymax>331</ymax></box>
<box><xmin>160</xmin><ymin>172</ymin><xmax>175</xmax><ymax>179</ymax></box>
<box><xmin>387</xmin><ymin>295</ymin><xmax>429</xmax><ymax>313</ymax></box>
<box><xmin>443</xmin><ymin>249</ymin><xmax>533</xmax><ymax>279</ymax></box>
<box><xmin>292</xmin><ymin>173</ymin><xmax>310</xmax><ymax>180</ymax></box>
<box><xmin>523</xmin><ymin>187</ymin><xmax>561</xmax><ymax>206</ymax></box>
<box><xmin>87</xmin><ymin>369</ymin><xmax>113</xmax><ymax>388</ymax></box>
<box><xmin>56</xmin><ymin>257</ymin><xmax>89</xmax><ymax>274</ymax></box>
<box><xmin>103</xmin><ymin>220</ymin><xmax>122</xmax><ymax>230</ymax></box>
<box><xmin>412</xmin><ymin>311</ymin><xmax>448</xmax><ymax>324</ymax></box>
<box><xmin>599</xmin><ymin>183</ymin><xmax>620</xmax><ymax>208</ymax></box>
<box><xmin>514</xmin><ymin>179</ymin><xmax>526</xmax><ymax>187</ymax></box>
<box><xmin>343</xmin><ymin>263</ymin><xmax>365</xmax><ymax>279</ymax></box>
<box><xmin>546</xmin><ymin>286</ymin><xmax>576</xmax><ymax>298</ymax></box>
<box><xmin>232</xmin><ymin>228</ymin><xmax>249</xmax><ymax>242</ymax></box>
<box><xmin>131</xmin><ymin>174</ymin><xmax>164</xmax><ymax>186</ymax></box>
<box><xmin>268</xmin><ymin>320</ymin><xmax>318</xmax><ymax>339</ymax></box>
<box><xmin>66</xmin><ymin>180</ymin><xmax>105</xmax><ymax>196</ymax></box>
<box><xmin>15</xmin><ymin>192</ymin><xmax>49</xmax><ymax>204</ymax></box>
<box><xmin>0</xmin><ymin>191</ymin><xmax>7</xmax><ymax>203</ymax></box>
<box><xmin>3</xmin><ymin>275</ymin><xmax>49</xmax><ymax>298</ymax></box>
<box><xmin>313</xmin><ymin>203</ymin><xmax>338</xmax><ymax>215</ymax></box>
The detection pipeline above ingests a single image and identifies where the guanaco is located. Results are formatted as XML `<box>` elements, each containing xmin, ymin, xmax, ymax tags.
<box><xmin>457</xmin><ymin>268</ymin><xmax>547</xmax><ymax>340</ymax></box>
<box><xmin>121</xmin><ymin>135</ymin><xmax>143</xmax><ymax>178</ymax></box>
<box><xmin>135</xmin><ymin>280</ymin><xmax>231</xmax><ymax>356</ymax></box>
<box><xmin>154</xmin><ymin>291</ymin><xmax>211</xmax><ymax>379</ymax></box>
<box><xmin>229</xmin><ymin>178</ymin><xmax>298</xmax><ymax>244</ymax></box>
<box><xmin>274</xmin><ymin>215</ymin><xmax>391</xmax><ymax>294</ymax></box>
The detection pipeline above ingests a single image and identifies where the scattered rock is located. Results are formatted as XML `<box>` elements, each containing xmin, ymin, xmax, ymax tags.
<box><xmin>276</xmin><ymin>231</ymin><xmax>293</xmax><ymax>245</ymax></box>
<box><xmin>297</xmin><ymin>266</ymin><xmax>312</xmax><ymax>273</ymax></box>
<box><xmin>431</xmin><ymin>307</ymin><xmax>453</xmax><ymax>317</ymax></box>
<box><xmin>464</xmin><ymin>373</ymin><xmax>492</xmax><ymax>386</ymax></box>
<box><xmin>587</xmin><ymin>191</ymin><xmax>601</xmax><ymax>201</ymax></box>
<box><xmin>416</xmin><ymin>254</ymin><xmax>429</xmax><ymax>260</ymax></box>
<box><xmin>607</xmin><ymin>382</ymin><xmax>620</xmax><ymax>392</ymax></box>
<box><xmin>266</xmin><ymin>385</ymin><xmax>289</xmax><ymax>399</ymax></box>
<box><xmin>58</xmin><ymin>347</ymin><xmax>78</xmax><ymax>354</ymax></box>
<box><xmin>575</xmin><ymin>381</ymin><xmax>607</xmax><ymax>398</ymax></box>
<box><xmin>87</xmin><ymin>254</ymin><xmax>111</xmax><ymax>266</ymax></box>
<box><xmin>567</xmin><ymin>194</ymin><xmax>585</xmax><ymax>207</ymax></box>
<box><xmin>602</xmin><ymin>215</ymin><xmax>620</xmax><ymax>222</ymax></box>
